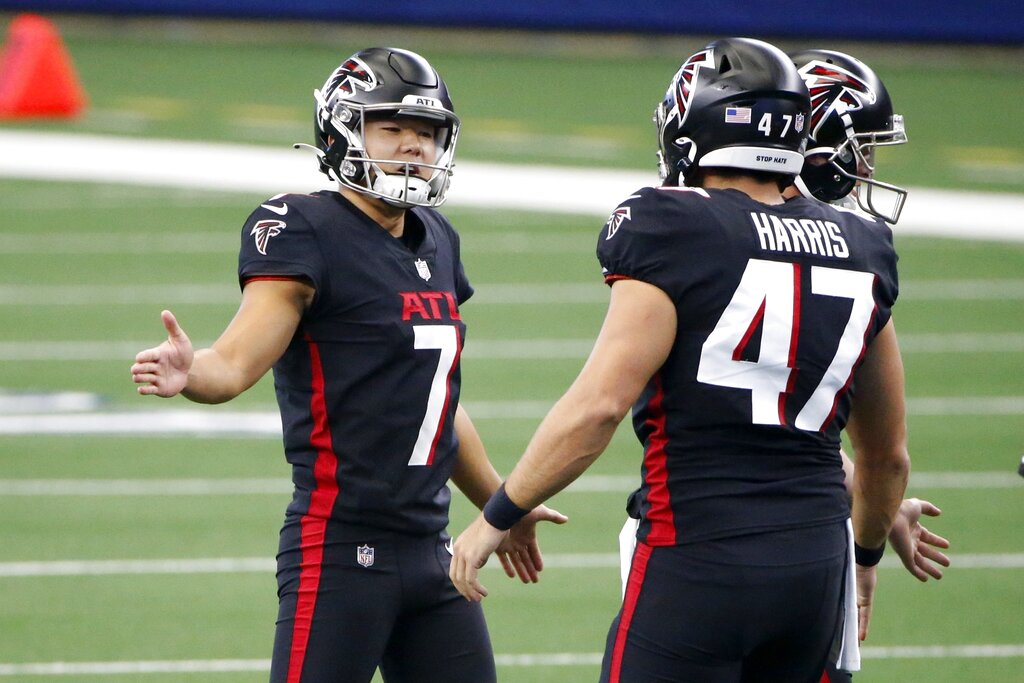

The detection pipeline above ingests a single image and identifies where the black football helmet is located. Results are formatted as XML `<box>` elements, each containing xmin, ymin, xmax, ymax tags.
<box><xmin>790</xmin><ymin>49</ymin><xmax>908</xmax><ymax>223</ymax></box>
<box><xmin>655</xmin><ymin>37</ymin><xmax>810</xmax><ymax>187</ymax></box>
<box><xmin>301</xmin><ymin>47</ymin><xmax>460</xmax><ymax>208</ymax></box>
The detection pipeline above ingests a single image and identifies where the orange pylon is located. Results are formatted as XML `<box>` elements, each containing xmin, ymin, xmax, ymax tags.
<box><xmin>0</xmin><ymin>13</ymin><xmax>87</xmax><ymax>118</ymax></box>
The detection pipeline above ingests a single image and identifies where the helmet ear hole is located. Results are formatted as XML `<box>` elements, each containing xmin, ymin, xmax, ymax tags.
<box><xmin>674</xmin><ymin>139</ymin><xmax>697</xmax><ymax>182</ymax></box>
<box><xmin>801</xmin><ymin>152</ymin><xmax>856</xmax><ymax>202</ymax></box>
<box><xmin>318</xmin><ymin>123</ymin><xmax>353</xmax><ymax>181</ymax></box>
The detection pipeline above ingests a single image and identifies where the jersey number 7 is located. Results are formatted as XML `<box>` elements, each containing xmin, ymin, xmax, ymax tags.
<box><xmin>408</xmin><ymin>325</ymin><xmax>460</xmax><ymax>466</ymax></box>
<box><xmin>696</xmin><ymin>258</ymin><xmax>876</xmax><ymax>431</ymax></box>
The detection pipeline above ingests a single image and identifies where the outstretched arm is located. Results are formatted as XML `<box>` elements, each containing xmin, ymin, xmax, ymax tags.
<box><xmin>450</xmin><ymin>279</ymin><xmax>677</xmax><ymax>601</ymax></box>
<box><xmin>131</xmin><ymin>279</ymin><xmax>313</xmax><ymax>403</ymax></box>
<box><xmin>845</xmin><ymin>319</ymin><xmax>911</xmax><ymax>640</ymax></box>
<box><xmin>840</xmin><ymin>451</ymin><xmax>950</xmax><ymax>581</ymax></box>
<box><xmin>450</xmin><ymin>405</ymin><xmax>568</xmax><ymax>584</ymax></box>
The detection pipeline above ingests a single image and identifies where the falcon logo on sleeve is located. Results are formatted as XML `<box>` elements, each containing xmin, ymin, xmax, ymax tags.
<box><xmin>604</xmin><ymin>207</ymin><xmax>632</xmax><ymax>241</ymax></box>
<box><xmin>251</xmin><ymin>219</ymin><xmax>286</xmax><ymax>255</ymax></box>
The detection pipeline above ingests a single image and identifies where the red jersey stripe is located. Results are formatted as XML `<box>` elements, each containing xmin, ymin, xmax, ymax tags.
<box><xmin>779</xmin><ymin>263</ymin><xmax>802</xmax><ymax>424</ymax></box>
<box><xmin>286</xmin><ymin>337</ymin><xmax>340</xmax><ymax>683</ymax></box>
<box><xmin>642</xmin><ymin>374</ymin><xmax>676</xmax><ymax>545</ymax></box>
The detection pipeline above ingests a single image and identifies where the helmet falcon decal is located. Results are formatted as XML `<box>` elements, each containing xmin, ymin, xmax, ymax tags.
<box><xmin>666</xmin><ymin>49</ymin><xmax>715</xmax><ymax>130</ymax></box>
<box><xmin>323</xmin><ymin>57</ymin><xmax>378</xmax><ymax>100</ymax></box>
<box><xmin>799</xmin><ymin>61</ymin><xmax>876</xmax><ymax>142</ymax></box>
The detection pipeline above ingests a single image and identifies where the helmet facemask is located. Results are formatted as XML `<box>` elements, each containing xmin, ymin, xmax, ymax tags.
<box><xmin>809</xmin><ymin>113</ymin><xmax>907</xmax><ymax>222</ymax></box>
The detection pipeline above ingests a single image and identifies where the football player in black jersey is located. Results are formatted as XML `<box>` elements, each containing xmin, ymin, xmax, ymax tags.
<box><xmin>452</xmin><ymin>38</ymin><xmax>911</xmax><ymax>683</ymax></box>
<box><xmin>783</xmin><ymin>48</ymin><xmax>949</xmax><ymax>683</ymax></box>
<box><xmin>131</xmin><ymin>47</ymin><xmax>565</xmax><ymax>683</ymax></box>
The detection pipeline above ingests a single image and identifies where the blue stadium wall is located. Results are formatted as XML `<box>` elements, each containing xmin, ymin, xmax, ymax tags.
<box><xmin>0</xmin><ymin>0</ymin><xmax>1020</xmax><ymax>44</ymax></box>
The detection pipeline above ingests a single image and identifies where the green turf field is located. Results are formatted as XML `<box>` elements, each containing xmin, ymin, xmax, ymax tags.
<box><xmin>1</xmin><ymin>16</ymin><xmax>1023</xmax><ymax>682</ymax></box>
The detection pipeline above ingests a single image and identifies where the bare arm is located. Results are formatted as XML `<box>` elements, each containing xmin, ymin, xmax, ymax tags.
<box><xmin>450</xmin><ymin>279</ymin><xmax>677</xmax><ymax>600</ymax></box>
<box><xmin>450</xmin><ymin>404</ymin><xmax>568</xmax><ymax>583</ymax></box>
<box><xmin>842</xmin><ymin>450</ymin><xmax>950</xmax><ymax>582</ymax></box>
<box><xmin>504</xmin><ymin>279</ymin><xmax>677</xmax><ymax>509</ymax></box>
<box><xmin>846</xmin><ymin>319</ymin><xmax>911</xmax><ymax>549</ymax></box>
<box><xmin>132</xmin><ymin>279</ymin><xmax>314</xmax><ymax>403</ymax></box>
<box><xmin>450</xmin><ymin>404</ymin><xmax>503</xmax><ymax>509</ymax></box>
<box><xmin>844</xmin><ymin>319</ymin><xmax>911</xmax><ymax>639</ymax></box>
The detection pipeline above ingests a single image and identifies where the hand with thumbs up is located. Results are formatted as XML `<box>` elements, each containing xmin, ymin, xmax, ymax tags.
<box><xmin>130</xmin><ymin>310</ymin><xmax>194</xmax><ymax>398</ymax></box>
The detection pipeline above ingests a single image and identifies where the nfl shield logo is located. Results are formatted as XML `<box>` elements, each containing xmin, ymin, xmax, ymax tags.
<box><xmin>356</xmin><ymin>544</ymin><xmax>374</xmax><ymax>568</ymax></box>
<box><xmin>414</xmin><ymin>258</ymin><xmax>431</xmax><ymax>282</ymax></box>
<box><xmin>795</xmin><ymin>113</ymin><xmax>805</xmax><ymax>133</ymax></box>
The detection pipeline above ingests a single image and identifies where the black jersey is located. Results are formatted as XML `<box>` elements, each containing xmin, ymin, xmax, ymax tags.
<box><xmin>597</xmin><ymin>186</ymin><xmax>898</xmax><ymax>546</ymax></box>
<box><xmin>238</xmin><ymin>190</ymin><xmax>472</xmax><ymax>538</ymax></box>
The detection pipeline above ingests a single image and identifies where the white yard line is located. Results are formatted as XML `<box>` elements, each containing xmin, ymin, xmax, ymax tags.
<box><xmin>0</xmin><ymin>396</ymin><xmax>1022</xmax><ymax>436</ymax></box>
<box><xmin>0</xmin><ymin>232</ymin><xmax>590</xmax><ymax>256</ymax></box>
<box><xmin>2</xmin><ymin>280</ymin><xmax>1024</xmax><ymax>307</ymax></box>
<box><xmin>3</xmin><ymin>645</ymin><xmax>1021</xmax><ymax>675</ymax></box>
<box><xmin>2</xmin><ymin>333</ymin><xmax>1024</xmax><ymax>363</ymax></box>
<box><xmin>0</xmin><ymin>471</ymin><xmax>1017</xmax><ymax>497</ymax></box>
<box><xmin>2</xmin><ymin>130</ymin><xmax>1024</xmax><ymax>241</ymax></box>
<box><xmin>0</xmin><ymin>553</ymin><xmax>1021</xmax><ymax>578</ymax></box>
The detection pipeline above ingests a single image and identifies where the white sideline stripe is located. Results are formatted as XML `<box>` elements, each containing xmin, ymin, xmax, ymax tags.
<box><xmin>0</xmin><ymin>471</ymin><xmax>1017</xmax><ymax>497</ymax></box>
<box><xmin>0</xmin><ymin>391</ymin><xmax>104</xmax><ymax>412</ymax></box>
<box><xmin>0</xmin><ymin>232</ymin><xmax>590</xmax><ymax>256</ymax></box>
<box><xmin>1</xmin><ymin>131</ymin><xmax>1024</xmax><ymax>241</ymax></box>
<box><xmin>0</xmin><ymin>660</ymin><xmax>273</xmax><ymax>676</ymax></box>
<box><xmin>3</xmin><ymin>280</ymin><xmax>1024</xmax><ymax>308</ymax></box>
<box><xmin>906</xmin><ymin>396</ymin><xmax>1024</xmax><ymax>415</ymax></box>
<box><xmin>0</xmin><ymin>339</ymin><xmax>600</xmax><ymax>361</ymax></box>
<box><xmin>1</xmin><ymin>645</ymin><xmax>1022</xmax><ymax>675</ymax></box>
<box><xmin>900</xmin><ymin>279</ymin><xmax>1024</xmax><ymax>300</ymax></box>
<box><xmin>3</xmin><ymin>332</ymin><xmax>1024</xmax><ymax>363</ymax></box>
<box><xmin>862</xmin><ymin>644</ymin><xmax>1024</xmax><ymax>658</ymax></box>
<box><xmin>1</xmin><ymin>553</ymin><xmax>1021</xmax><ymax>578</ymax></box>
<box><xmin>0</xmin><ymin>647</ymin><xmax>1019</xmax><ymax>677</ymax></box>
<box><xmin>0</xmin><ymin>479</ymin><xmax>292</xmax><ymax>496</ymax></box>
<box><xmin>0</xmin><ymin>233</ymin><xmax>236</xmax><ymax>255</ymax></box>
<box><xmin>0</xmin><ymin>397</ymin><xmax>1022</xmax><ymax>436</ymax></box>
<box><xmin>897</xmin><ymin>332</ymin><xmax>1024</xmax><ymax>353</ymax></box>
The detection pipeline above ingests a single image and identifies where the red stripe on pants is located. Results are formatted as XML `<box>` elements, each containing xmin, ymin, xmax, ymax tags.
<box><xmin>608</xmin><ymin>542</ymin><xmax>653</xmax><ymax>683</ymax></box>
<box><xmin>287</xmin><ymin>338</ymin><xmax>340</xmax><ymax>683</ymax></box>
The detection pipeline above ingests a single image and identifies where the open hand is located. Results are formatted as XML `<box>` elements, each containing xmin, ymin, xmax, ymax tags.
<box><xmin>131</xmin><ymin>310</ymin><xmax>194</xmax><ymax>398</ymax></box>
